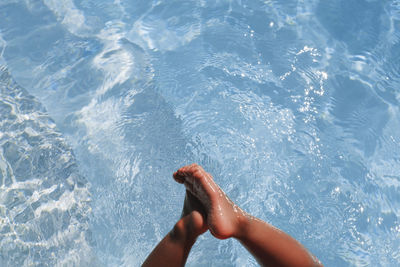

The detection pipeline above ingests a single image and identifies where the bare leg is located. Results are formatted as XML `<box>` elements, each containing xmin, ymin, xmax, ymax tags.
<box><xmin>173</xmin><ymin>164</ymin><xmax>323</xmax><ymax>267</ymax></box>
<box><xmin>142</xmin><ymin>191</ymin><xmax>207</xmax><ymax>267</ymax></box>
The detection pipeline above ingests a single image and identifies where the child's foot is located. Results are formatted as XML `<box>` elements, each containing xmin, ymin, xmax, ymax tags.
<box><xmin>173</xmin><ymin>164</ymin><xmax>247</xmax><ymax>239</ymax></box>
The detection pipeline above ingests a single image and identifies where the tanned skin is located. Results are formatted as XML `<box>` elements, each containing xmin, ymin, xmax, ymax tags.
<box><xmin>142</xmin><ymin>164</ymin><xmax>323</xmax><ymax>267</ymax></box>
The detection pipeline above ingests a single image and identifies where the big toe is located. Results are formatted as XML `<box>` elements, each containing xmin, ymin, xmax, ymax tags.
<box><xmin>173</xmin><ymin>172</ymin><xmax>185</xmax><ymax>183</ymax></box>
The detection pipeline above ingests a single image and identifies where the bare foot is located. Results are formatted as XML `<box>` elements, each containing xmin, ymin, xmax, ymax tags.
<box><xmin>173</xmin><ymin>164</ymin><xmax>247</xmax><ymax>239</ymax></box>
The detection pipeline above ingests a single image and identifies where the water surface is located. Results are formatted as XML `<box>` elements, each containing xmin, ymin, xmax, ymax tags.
<box><xmin>0</xmin><ymin>0</ymin><xmax>399</xmax><ymax>266</ymax></box>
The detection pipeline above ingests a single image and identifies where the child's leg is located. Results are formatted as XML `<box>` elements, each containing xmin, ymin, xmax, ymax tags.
<box><xmin>173</xmin><ymin>164</ymin><xmax>322</xmax><ymax>267</ymax></box>
<box><xmin>142</xmin><ymin>191</ymin><xmax>207</xmax><ymax>267</ymax></box>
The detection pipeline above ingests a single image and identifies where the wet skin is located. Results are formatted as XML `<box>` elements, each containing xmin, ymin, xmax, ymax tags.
<box><xmin>143</xmin><ymin>164</ymin><xmax>323</xmax><ymax>267</ymax></box>
<box><xmin>173</xmin><ymin>164</ymin><xmax>248</xmax><ymax>240</ymax></box>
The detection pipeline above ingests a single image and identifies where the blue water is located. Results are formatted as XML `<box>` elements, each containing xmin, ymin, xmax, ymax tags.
<box><xmin>0</xmin><ymin>0</ymin><xmax>399</xmax><ymax>266</ymax></box>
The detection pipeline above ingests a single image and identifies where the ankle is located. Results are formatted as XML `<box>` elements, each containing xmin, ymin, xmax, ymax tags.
<box><xmin>170</xmin><ymin>214</ymin><xmax>204</xmax><ymax>244</ymax></box>
<box><xmin>170</xmin><ymin>219</ymin><xmax>195</xmax><ymax>244</ymax></box>
<box><xmin>232</xmin><ymin>211</ymin><xmax>252</xmax><ymax>240</ymax></box>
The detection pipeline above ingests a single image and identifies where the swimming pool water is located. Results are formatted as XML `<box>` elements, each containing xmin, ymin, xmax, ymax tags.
<box><xmin>0</xmin><ymin>0</ymin><xmax>399</xmax><ymax>266</ymax></box>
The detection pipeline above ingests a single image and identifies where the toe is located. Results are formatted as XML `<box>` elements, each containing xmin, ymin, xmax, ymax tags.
<box><xmin>173</xmin><ymin>172</ymin><xmax>185</xmax><ymax>183</ymax></box>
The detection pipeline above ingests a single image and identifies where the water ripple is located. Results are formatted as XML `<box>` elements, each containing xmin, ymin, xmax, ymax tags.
<box><xmin>0</xmin><ymin>67</ymin><xmax>94</xmax><ymax>266</ymax></box>
<box><xmin>1</xmin><ymin>0</ymin><xmax>400</xmax><ymax>266</ymax></box>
